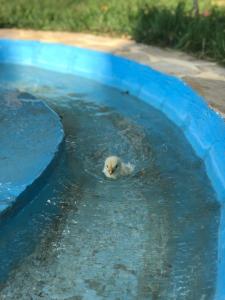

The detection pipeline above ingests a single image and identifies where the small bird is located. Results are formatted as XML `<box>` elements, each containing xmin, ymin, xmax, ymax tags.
<box><xmin>103</xmin><ymin>156</ymin><xmax>134</xmax><ymax>179</ymax></box>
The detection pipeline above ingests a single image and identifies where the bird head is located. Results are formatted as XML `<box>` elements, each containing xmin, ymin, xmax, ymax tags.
<box><xmin>103</xmin><ymin>156</ymin><xmax>121</xmax><ymax>178</ymax></box>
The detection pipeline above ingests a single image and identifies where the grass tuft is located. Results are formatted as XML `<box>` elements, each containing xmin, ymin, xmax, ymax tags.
<box><xmin>134</xmin><ymin>3</ymin><xmax>225</xmax><ymax>63</ymax></box>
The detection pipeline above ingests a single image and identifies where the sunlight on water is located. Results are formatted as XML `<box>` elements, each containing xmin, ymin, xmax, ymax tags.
<box><xmin>0</xmin><ymin>64</ymin><xmax>220</xmax><ymax>300</ymax></box>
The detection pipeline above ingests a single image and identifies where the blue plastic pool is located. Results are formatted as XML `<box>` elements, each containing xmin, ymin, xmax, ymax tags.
<box><xmin>0</xmin><ymin>40</ymin><xmax>224</xmax><ymax>300</ymax></box>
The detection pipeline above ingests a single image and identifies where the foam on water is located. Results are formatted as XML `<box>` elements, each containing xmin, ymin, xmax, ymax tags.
<box><xmin>0</xmin><ymin>64</ymin><xmax>220</xmax><ymax>300</ymax></box>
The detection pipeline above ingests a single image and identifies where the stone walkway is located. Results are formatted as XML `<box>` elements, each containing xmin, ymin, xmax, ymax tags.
<box><xmin>0</xmin><ymin>29</ymin><xmax>224</xmax><ymax>115</ymax></box>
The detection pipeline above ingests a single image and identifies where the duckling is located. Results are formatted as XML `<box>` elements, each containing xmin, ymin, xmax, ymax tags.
<box><xmin>103</xmin><ymin>156</ymin><xmax>134</xmax><ymax>179</ymax></box>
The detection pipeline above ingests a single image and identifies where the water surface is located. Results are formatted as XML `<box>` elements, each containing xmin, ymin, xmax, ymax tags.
<box><xmin>0</xmin><ymin>64</ymin><xmax>219</xmax><ymax>300</ymax></box>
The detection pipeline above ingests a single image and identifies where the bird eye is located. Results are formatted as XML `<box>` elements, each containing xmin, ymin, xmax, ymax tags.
<box><xmin>106</xmin><ymin>165</ymin><xmax>108</xmax><ymax>168</ymax></box>
<box><xmin>115</xmin><ymin>165</ymin><xmax>118</xmax><ymax>168</ymax></box>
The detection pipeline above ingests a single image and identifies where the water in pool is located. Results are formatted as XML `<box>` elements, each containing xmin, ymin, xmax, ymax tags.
<box><xmin>0</xmin><ymin>64</ymin><xmax>220</xmax><ymax>300</ymax></box>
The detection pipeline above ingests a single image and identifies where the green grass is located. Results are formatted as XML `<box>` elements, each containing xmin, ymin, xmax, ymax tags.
<box><xmin>0</xmin><ymin>0</ymin><xmax>174</xmax><ymax>33</ymax></box>
<box><xmin>134</xmin><ymin>3</ymin><xmax>225</xmax><ymax>63</ymax></box>
<box><xmin>0</xmin><ymin>0</ymin><xmax>224</xmax><ymax>63</ymax></box>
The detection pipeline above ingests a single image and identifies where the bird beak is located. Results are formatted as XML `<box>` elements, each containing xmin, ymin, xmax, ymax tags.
<box><xmin>109</xmin><ymin>169</ymin><xmax>112</xmax><ymax>175</ymax></box>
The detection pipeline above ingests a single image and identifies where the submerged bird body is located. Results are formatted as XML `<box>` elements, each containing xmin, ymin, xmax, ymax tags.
<box><xmin>103</xmin><ymin>156</ymin><xmax>134</xmax><ymax>179</ymax></box>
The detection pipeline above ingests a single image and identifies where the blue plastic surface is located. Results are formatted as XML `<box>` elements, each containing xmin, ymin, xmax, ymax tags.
<box><xmin>0</xmin><ymin>39</ymin><xmax>224</xmax><ymax>299</ymax></box>
<box><xmin>0</xmin><ymin>92</ymin><xmax>64</xmax><ymax>218</ymax></box>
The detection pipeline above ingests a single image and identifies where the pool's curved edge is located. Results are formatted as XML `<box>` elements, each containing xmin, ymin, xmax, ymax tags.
<box><xmin>0</xmin><ymin>97</ymin><xmax>65</xmax><ymax>224</ymax></box>
<box><xmin>0</xmin><ymin>39</ymin><xmax>224</xmax><ymax>299</ymax></box>
<box><xmin>0</xmin><ymin>137</ymin><xmax>64</xmax><ymax>226</ymax></box>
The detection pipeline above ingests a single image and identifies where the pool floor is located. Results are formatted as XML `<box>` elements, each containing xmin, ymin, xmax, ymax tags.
<box><xmin>0</xmin><ymin>64</ymin><xmax>220</xmax><ymax>300</ymax></box>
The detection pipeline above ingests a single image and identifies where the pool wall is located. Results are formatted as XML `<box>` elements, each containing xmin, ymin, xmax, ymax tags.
<box><xmin>0</xmin><ymin>39</ymin><xmax>224</xmax><ymax>299</ymax></box>
<box><xmin>0</xmin><ymin>96</ymin><xmax>64</xmax><ymax>222</ymax></box>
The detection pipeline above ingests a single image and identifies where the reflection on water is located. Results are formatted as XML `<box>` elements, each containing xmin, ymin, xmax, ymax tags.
<box><xmin>0</xmin><ymin>64</ymin><xmax>220</xmax><ymax>300</ymax></box>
